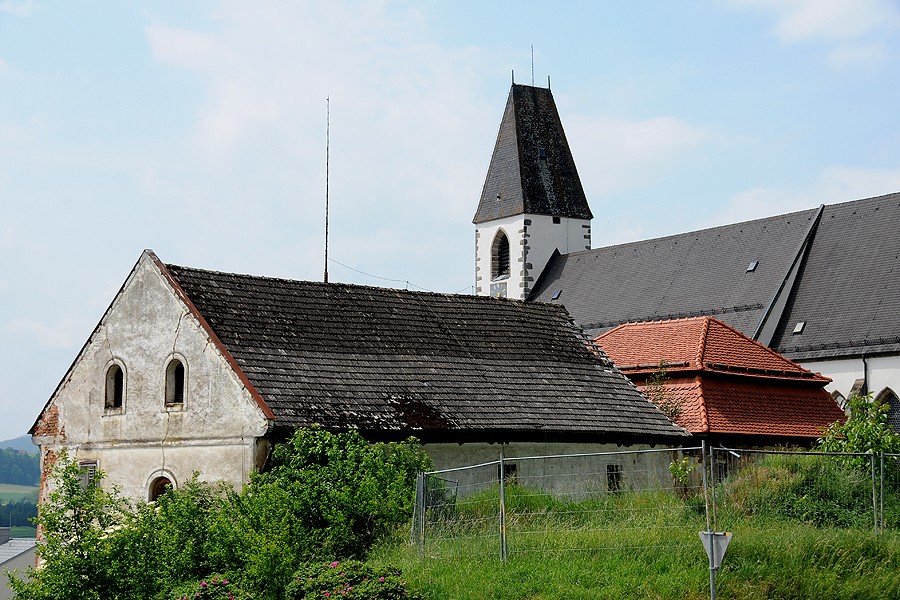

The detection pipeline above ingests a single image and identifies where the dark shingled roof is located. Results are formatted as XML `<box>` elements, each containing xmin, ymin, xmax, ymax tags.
<box><xmin>530</xmin><ymin>192</ymin><xmax>900</xmax><ymax>363</ymax></box>
<box><xmin>530</xmin><ymin>208</ymin><xmax>820</xmax><ymax>337</ymax></box>
<box><xmin>165</xmin><ymin>264</ymin><xmax>686</xmax><ymax>442</ymax></box>
<box><xmin>473</xmin><ymin>84</ymin><xmax>592</xmax><ymax>224</ymax></box>
<box><xmin>770</xmin><ymin>192</ymin><xmax>900</xmax><ymax>360</ymax></box>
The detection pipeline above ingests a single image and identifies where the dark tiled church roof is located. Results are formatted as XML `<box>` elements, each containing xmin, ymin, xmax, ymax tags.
<box><xmin>530</xmin><ymin>208</ymin><xmax>820</xmax><ymax>337</ymax></box>
<box><xmin>473</xmin><ymin>84</ymin><xmax>592</xmax><ymax>224</ymax></box>
<box><xmin>771</xmin><ymin>192</ymin><xmax>900</xmax><ymax>360</ymax></box>
<box><xmin>165</xmin><ymin>264</ymin><xmax>685</xmax><ymax>442</ymax></box>
<box><xmin>531</xmin><ymin>191</ymin><xmax>900</xmax><ymax>363</ymax></box>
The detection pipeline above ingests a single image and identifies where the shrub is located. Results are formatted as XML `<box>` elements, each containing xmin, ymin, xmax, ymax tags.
<box><xmin>285</xmin><ymin>560</ymin><xmax>423</xmax><ymax>600</ymax></box>
<box><xmin>817</xmin><ymin>392</ymin><xmax>900</xmax><ymax>469</ymax></box>
<box><xmin>172</xmin><ymin>575</ymin><xmax>251</xmax><ymax>600</ymax></box>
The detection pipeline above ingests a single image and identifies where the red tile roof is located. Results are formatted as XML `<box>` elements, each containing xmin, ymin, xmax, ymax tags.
<box><xmin>596</xmin><ymin>317</ymin><xmax>828</xmax><ymax>382</ymax></box>
<box><xmin>595</xmin><ymin>317</ymin><xmax>844</xmax><ymax>438</ymax></box>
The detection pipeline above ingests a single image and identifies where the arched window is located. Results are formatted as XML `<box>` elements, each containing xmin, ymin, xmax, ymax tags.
<box><xmin>491</xmin><ymin>230</ymin><xmax>510</xmax><ymax>280</ymax></box>
<box><xmin>105</xmin><ymin>364</ymin><xmax>124</xmax><ymax>410</ymax></box>
<box><xmin>165</xmin><ymin>359</ymin><xmax>185</xmax><ymax>405</ymax></box>
<box><xmin>875</xmin><ymin>388</ymin><xmax>900</xmax><ymax>433</ymax></box>
<box><xmin>149</xmin><ymin>476</ymin><xmax>172</xmax><ymax>501</ymax></box>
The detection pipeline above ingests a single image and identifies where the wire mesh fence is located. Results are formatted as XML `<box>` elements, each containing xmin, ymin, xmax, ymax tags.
<box><xmin>710</xmin><ymin>448</ymin><xmax>881</xmax><ymax>534</ymax></box>
<box><xmin>411</xmin><ymin>447</ymin><xmax>705</xmax><ymax>560</ymax></box>
<box><xmin>412</xmin><ymin>445</ymin><xmax>900</xmax><ymax>562</ymax></box>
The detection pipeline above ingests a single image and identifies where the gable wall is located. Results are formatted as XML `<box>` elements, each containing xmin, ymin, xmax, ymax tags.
<box><xmin>33</xmin><ymin>255</ymin><xmax>271</xmax><ymax>501</ymax></box>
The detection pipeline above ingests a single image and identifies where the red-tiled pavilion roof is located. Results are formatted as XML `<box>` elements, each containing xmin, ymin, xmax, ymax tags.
<box><xmin>595</xmin><ymin>317</ymin><xmax>844</xmax><ymax>438</ymax></box>
<box><xmin>596</xmin><ymin>316</ymin><xmax>829</xmax><ymax>382</ymax></box>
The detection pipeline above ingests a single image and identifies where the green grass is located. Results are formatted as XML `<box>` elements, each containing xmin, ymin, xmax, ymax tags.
<box><xmin>371</xmin><ymin>476</ymin><xmax>900</xmax><ymax>600</ymax></box>
<box><xmin>9</xmin><ymin>526</ymin><xmax>37</xmax><ymax>538</ymax></box>
<box><xmin>0</xmin><ymin>483</ymin><xmax>38</xmax><ymax>503</ymax></box>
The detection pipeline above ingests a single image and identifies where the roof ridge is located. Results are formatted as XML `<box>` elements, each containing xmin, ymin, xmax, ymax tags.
<box><xmin>708</xmin><ymin>317</ymin><xmax>818</xmax><ymax>376</ymax></box>
<box><xmin>696</xmin><ymin>317</ymin><xmax>711</xmax><ymax>370</ymax></box>
<box><xmin>694</xmin><ymin>375</ymin><xmax>710</xmax><ymax>433</ymax></box>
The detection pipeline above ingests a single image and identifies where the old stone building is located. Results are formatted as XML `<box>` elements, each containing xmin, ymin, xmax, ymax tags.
<box><xmin>31</xmin><ymin>251</ymin><xmax>686</xmax><ymax>501</ymax></box>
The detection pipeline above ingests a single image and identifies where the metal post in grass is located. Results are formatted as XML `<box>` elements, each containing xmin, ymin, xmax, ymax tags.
<box><xmin>880</xmin><ymin>453</ymin><xmax>885</xmax><ymax>534</ymax></box>
<box><xmin>872</xmin><ymin>453</ymin><xmax>879</xmax><ymax>534</ymax></box>
<box><xmin>416</xmin><ymin>472</ymin><xmax>427</xmax><ymax>557</ymax></box>
<box><xmin>499</xmin><ymin>446</ymin><xmax>508</xmax><ymax>561</ymax></box>
<box><xmin>499</xmin><ymin>445</ymin><xmax>508</xmax><ymax>561</ymax></box>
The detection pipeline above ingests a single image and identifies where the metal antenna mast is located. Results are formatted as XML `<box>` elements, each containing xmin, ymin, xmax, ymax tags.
<box><xmin>324</xmin><ymin>97</ymin><xmax>330</xmax><ymax>284</ymax></box>
<box><xmin>531</xmin><ymin>45</ymin><xmax>534</xmax><ymax>85</ymax></box>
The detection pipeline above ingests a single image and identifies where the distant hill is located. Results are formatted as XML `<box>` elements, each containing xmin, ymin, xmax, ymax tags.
<box><xmin>0</xmin><ymin>435</ymin><xmax>37</xmax><ymax>455</ymax></box>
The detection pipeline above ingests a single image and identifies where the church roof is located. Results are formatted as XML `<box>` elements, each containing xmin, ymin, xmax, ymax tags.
<box><xmin>473</xmin><ymin>84</ymin><xmax>592</xmax><ymax>224</ymax></box>
<box><xmin>164</xmin><ymin>262</ymin><xmax>686</xmax><ymax>442</ymax></box>
<box><xmin>595</xmin><ymin>317</ymin><xmax>844</xmax><ymax>439</ymax></box>
<box><xmin>531</xmin><ymin>192</ymin><xmax>900</xmax><ymax>362</ymax></box>
<box><xmin>531</xmin><ymin>207</ymin><xmax>819</xmax><ymax>337</ymax></box>
<box><xmin>769</xmin><ymin>192</ymin><xmax>900</xmax><ymax>360</ymax></box>
<box><xmin>595</xmin><ymin>317</ymin><xmax>828</xmax><ymax>382</ymax></box>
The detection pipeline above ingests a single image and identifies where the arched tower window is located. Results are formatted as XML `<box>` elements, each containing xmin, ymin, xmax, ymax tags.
<box><xmin>876</xmin><ymin>388</ymin><xmax>900</xmax><ymax>433</ymax></box>
<box><xmin>149</xmin><ymin>476</ymin><xmax>172</xmax><ymax>501</ymax></box>
<box><xmin>105</xmin><ymin>364</ymin><xmax>124</xmax><ymax>410</ymax></box>
<box><xmin>491</xmin><ymin>231</ymin><xmax>511</xmax><ymax>280</ymax></box>
<box><xmin>165</xmin><ymin>359</ymin><xmax>185</xmax><ymax>405</ymax></box>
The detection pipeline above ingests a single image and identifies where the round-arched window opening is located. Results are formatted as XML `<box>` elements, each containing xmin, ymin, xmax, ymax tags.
<box><xmin>491</xmin><ymin>231</ymin><xmax>510</xmax><ymax>280</ymax></box>
<box><xmin>165</xmin><ymin>359</ymin><xmax>185</xmax><ymax>405</ymax></box>
<box><xmin>149</xmin><ymin>476</ymin><xmax>173</xmax><ymax>501</ymax></box>
<box><xmin>105</xmin><ymin>364</ymin><xmax>124</xmax><ymax>409</ymax></box>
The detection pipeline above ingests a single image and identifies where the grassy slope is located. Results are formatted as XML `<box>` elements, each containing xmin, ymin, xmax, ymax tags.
<box><xmin>374</xmin><ymin>527</ymin><xmax>900</xmax><ymax>600</ymax></box>
<box><xmin>0</xmin><ymin>484</ymin><xmax>38</xmax><ymax>503</ymax></box>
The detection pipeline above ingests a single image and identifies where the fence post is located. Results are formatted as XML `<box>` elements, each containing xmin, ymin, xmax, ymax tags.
<box><xmin>416</xmin><ymin>472</ymin><xmax>426</xmax><ymax>556</ymax></box>
<box><xmin>880</xmin><ymin>453</ymin><xmax>885</xmax><ymax>534</ymax></box>
<box><xmin>499</xmin><ymin>445</ymin><xmax>508</xmax><ymax>561</ymax></box>
<box><xmin>871</xmin><ymin>453</ymin><xmax>878</xmax><ymax>534</ymax></box>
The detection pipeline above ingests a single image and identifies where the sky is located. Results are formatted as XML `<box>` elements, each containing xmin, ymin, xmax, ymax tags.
<box><xmin>1</xmin><ymin>0</ymin><xmax>900</xmax><ymax>442</ymax></box>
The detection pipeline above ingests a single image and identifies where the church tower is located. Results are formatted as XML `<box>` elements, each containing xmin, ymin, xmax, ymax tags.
<box><xmin>474</xmin><ymin>84</ymin><xmax>592</xmax><ymax>299</ymax></box>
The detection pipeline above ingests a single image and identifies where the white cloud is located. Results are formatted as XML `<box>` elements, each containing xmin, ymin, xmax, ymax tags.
<box><xmin>135</xmin><ymin>0</ymin><xmax>496</xmax><ymax>289</ymax></box>
<box><xmin>729</xmin><ymin>0</ymin><xmax>900</xmax><ymax>69</ymax></box>
<box><xmin>567</xmin><ymin>115</ymin><xmax>719</xmax><ymax>196</ymax></box>
<box><xmin>8</xmin><ymin>317</ymin><xmax>92</xmax><ymax>350</ymax></box>
<box><xmin>709</xmin><ymin>164</ymin><xmax>900</xmax><ymax>226</ymax></box>
<box><xmin>0</xmin><ymin>0</ymin><xmax>33</xmax><ymax>16</ymax></box>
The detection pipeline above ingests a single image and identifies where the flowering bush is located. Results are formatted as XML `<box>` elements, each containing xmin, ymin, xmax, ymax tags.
<box><xmin>285</xmin><ymin>560</ymin><xmax>422</xmax><ymax>600</ymax></box>
<box><xmin>173</xmin><ymin>575</ymin><xmax>251</xmax><ymax>599</ymax></box>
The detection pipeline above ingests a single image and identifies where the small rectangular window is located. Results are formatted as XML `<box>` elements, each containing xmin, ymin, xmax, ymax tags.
<box><xmin>607</xmin><ymin>464</ymin><xmax>622</xmax><ymax>492</ymax></box>
<box><xmin>498</xmin><ymin>462</ymin><xmax>517</xmax><ymax>484</ymax></box>
<box><xmin>79</xmin><ymin>460</ymin><xmax>98</xmax><ymax>489</ymax></box>
<box><xmin>552</xmin><ymin>216</ymin><xmax>561</xmax><ymax>224</ymax></box>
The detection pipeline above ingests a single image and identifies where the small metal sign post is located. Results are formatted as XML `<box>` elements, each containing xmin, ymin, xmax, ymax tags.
<box><xmin>699</xmin><ymin>531</ymin><xmax>732</xmax><ymax>600</ymax></box>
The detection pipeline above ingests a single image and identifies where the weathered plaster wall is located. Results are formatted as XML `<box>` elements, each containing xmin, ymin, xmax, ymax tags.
<box><xmin>33</xmin><ymin>254</ymin><xmax>271</xmax><ymax>501</ymax></box>
<box><xmin>425</xmin><ymin>442</ymin><xmax>680</xmax><ymax>496</ymax></box>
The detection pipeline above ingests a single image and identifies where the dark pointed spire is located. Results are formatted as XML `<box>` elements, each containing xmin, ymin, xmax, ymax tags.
<box><xmin>473</xmin><ymin>84</ymin><xmax>592</xmax><ymax>224</ymax></box>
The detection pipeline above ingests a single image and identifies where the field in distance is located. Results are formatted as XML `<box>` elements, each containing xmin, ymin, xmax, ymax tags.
<box><xmin>0</xmin><ymin>483</ymin><xmax>38</xmax><ymax>503</ymax></box>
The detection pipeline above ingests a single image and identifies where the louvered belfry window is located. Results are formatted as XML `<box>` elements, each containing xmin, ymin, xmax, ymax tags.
<box><xmin>492</xmin><ymin>231</ymin><xmax>510</xmax><ymax>279</ymax></box>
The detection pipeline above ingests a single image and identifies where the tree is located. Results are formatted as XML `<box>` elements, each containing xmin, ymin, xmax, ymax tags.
<box><xmin>817</xmin><ymin>392</ymin><xmax>900</xmax><ymax>468</ymax></box>
<box><xmin>8</xmin><ymin>451</ymin><xmax>127</xmax><ymax>600</ymax></box>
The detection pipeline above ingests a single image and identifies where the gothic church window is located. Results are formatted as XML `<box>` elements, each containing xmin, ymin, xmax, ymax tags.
<box><xmin>491</xmin><ymin>230</ymin><xmax>510</xmax><ymax>280</ymax></box>
<box><xmin>165</xmin><ymin>358</ymin><xmax>186</xmax><ymax>406</ymax></box>
<box><xmin>105</xmin><ymin>363</ymin><xmax>124</xmax><ymax>410</ymax></box>
<box><xmin>876</xmin><ymin>388</ymin><xmax>900</xmax><ymax>433</ymax></box>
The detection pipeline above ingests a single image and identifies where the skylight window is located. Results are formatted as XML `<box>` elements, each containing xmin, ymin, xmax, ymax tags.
<box><xmin>792</xmin><ymin>321</ymin><xmax>805</xmax><ymax>334</ymax></box>
<box><xmin>746</xmin><ymin>261</ymin><xmax>758</xmax><ymax>273</ymax></box>
<box><xmin>551</xmin><ymin>290</ymin><xmax>562</xmax><ymax>301</ymax></box>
